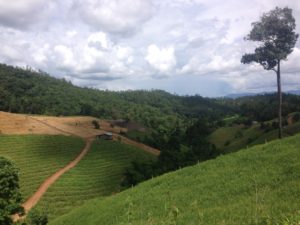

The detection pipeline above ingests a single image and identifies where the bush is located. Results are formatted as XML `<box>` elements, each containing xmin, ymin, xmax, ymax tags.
<box><xmin>27</xmin><ymin>209</ymin><xmax>48</xmax><ymax>225</ymax></box>
<box><xmin>260</xmin><ymin>122</ymin><xmax>266</xmax><ymax>130</ymax></box>
<box><xmin>92</xmin><ymin>120</ymin><xmax>100</xmax><ymax>129</ymax></box>
<box><xmin>224</xmin><ymin>140</ymin><xmax>231</xmax><ymax>146</ymax></box>
<box><xmin>234</xmin><ymin>131</ymin><xmax>243</xmax><ymax>139</ymax></box>
<box><xmin>293</xmin><ymin>113</ymin><xmax>300</xmax><ymax>122</ymax></box>
<box><xmin>271</xmin><ymin>121</ymin><xmax>278</xmax><ymax>129</ymax></box>
<box><xmin>247</xmin><ymin>137</ymin><xmax>255</xmax><ymax>144</ymax></box>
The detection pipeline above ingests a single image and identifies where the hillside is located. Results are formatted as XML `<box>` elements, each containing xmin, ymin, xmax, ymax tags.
<box><xmin>0</xmin><ymin>111</ymin><xmax>160</xmax><ymax>155</ymax></box>
<box><xmin>208</xmin><ymin>113</ymin><xmax>300</xmax><ymax>153</ymax></box>
<box><xmin>50</xmin><ymin>134</ymin><xmax>300</xmax><ymax>225</ymax></box>
<box><xmin>0</xmin><ymin>111</ymin><xmax>159</xmax><ymax>223</ymax></box>
<box><xmin>0</xmin><ymin>111</ymin><xmax>119</xmax><ymax>137</ymax></box>
<box><xmin>0</xmin><ymin>135</ymin><xmax>85</xmax><ymax>200</ymax></box>
<box><xmin>0</xmin><ymin>63</ymin><xmax>232</xmax><ymax>134</ymax></box>
<box><xmin>32</xmin><ymin>140</ymin><xmax>156</xmax><ymax>221</ymax></box>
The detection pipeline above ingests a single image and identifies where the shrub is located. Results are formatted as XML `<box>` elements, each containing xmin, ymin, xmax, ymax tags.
<box><xmin>27</xmin><ymin>209</ymin><xmax>48</xmax><ymax>225</ymax></box>
<box><xmin>224</xmin><ymin>140</ymin><xmax>231</xmax><ymax>146</ymax></box>
<box><xmin>92</xmin><ymin>120</ymin><xmax>100</xmax><ymax>129</ymax></box>
<box><xmin>234</xmin><ymin>131</ymin><xmax>243</xmax><ymax>139</ymax></box>
<box><xmin>293</xmin><ymin>113</ymin><xmax>300</xmax><ymax>123</ymax></box>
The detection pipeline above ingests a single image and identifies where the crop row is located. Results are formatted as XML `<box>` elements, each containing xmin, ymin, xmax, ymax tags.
<box><xmin>33</xmin><ymin>140</ymin><xmax>155</xmax><ymax>221</ymax></box>
<box><xmin>0</xmin><ymin>135</ymin><xmax>85</xmax><ymax>199</ymax></box>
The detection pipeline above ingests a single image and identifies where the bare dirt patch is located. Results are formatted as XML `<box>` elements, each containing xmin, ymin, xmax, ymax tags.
<box><xmin>0</xmin><ymin>111</ymin><xmax>160</xmax><ymax>155</ymax></box>
<box><xmin>0</xmin><ymin>112</ymin><xmax>123</xmax><ymax>138</ymax></box>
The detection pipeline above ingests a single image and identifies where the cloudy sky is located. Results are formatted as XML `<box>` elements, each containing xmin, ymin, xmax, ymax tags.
<box><xmin>0</xmin><ymin>0</ymin><xmax>300</xmax><ymax>96</ymax></box>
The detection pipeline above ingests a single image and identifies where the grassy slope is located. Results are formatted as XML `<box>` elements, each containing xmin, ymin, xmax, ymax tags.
<box><xmin>209</xmin><ymin>121</ymin><xmax>300</xmax><ymax>153</ymax></box>
<box><xmin>51</xmin><ymin>134</ymin><xmax>300</xmax><ymax>225</ymax></box>
<box><xmin>33</xmin><ymin>140</ymin><xmax>155</xmax><ymax>221</ymax></box>
<box><xmin>0</xmin><ymin>135</ymin><xmax>85</xmax><ymax>200</ymax></box>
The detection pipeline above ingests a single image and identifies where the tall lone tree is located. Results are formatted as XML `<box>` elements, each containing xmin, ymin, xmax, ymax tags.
<box><xmin>241</xmin><ymin>7</ymin><xmax>298</xmax><ymax>138</ymax></box>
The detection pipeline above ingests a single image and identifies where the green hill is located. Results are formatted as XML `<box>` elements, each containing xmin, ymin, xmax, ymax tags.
<box><xmin>0</xmin><ymin>135</ymin><xmax>85</xmax><ymax>200</ymax></box>
<box><xmin>0</xmin><ymin>63</ymin><xmax>231</xmax><ymax>134</ymax></box>
<box><xmin>32</xmin><ymin>140</ymin><xmax>155</xmax><ymax>221</ymax></box>
<box><xmin>50</xmin><ymin>134</ymin><xmax>300</xmax><ymax>225</ymax></box>
<box><xmin>208</xmin><ymin>118</ymin><xmax>300</xmax><ymax>153</ymax></box>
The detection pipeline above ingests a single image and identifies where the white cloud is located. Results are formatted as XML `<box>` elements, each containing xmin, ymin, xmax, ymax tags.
<box><xmin>54</xmin><ymin>45</ymin><xmax>76</xmax><ymax>71</ymax></box>
<box><xmin>66</xmin><ymin>30</ymin><xmax>78</xmax><ymax>38</ymax></box>
<box><xmin>0</xmin><ymin>0</ymin><xmax>299</xmax><ymax>95</ymax></box>
<box><xmin>0</xmin><ymin>0</ymin><xmax>56</xmax><ymax>29</ymax></box>
<box><xmin>87</xmin><ymin>32</ymin><xmax>111</xmax><ymax>50</ymax></box>
<box><xmin>32</xmin><ymin>44</ymin><xmax>50</xmax><ymax>65</ymax></box>
<box><xmin>49</xmin><ymin>32</ymin><xmax>135</xmax><ymax>80</ymax></box>
<box><xmin>71</xmin><ymin>0</ymin><xmax>153</xmax><ymax>35</ymax></box>
<box><xmin>145</xmin><ymin>44</ymin><xmax>176</xmax><ymax>74</ymax></box>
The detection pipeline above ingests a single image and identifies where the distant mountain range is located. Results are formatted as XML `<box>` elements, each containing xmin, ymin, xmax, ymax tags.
<box><xmin>225</xmin><ymin>90</ymin><xmax>300</xmax><ymax>99</ymax></box>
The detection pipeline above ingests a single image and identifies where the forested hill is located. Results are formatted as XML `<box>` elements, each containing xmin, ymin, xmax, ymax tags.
<box><xmin>0</xmin><ymin>64</ymin><xmax>232</xmax><ymax>131</ymax></box>
<box><xmin>1</xmin><ymin>63</ymin><xmax>300</xmax><ymax>132</ymax></box>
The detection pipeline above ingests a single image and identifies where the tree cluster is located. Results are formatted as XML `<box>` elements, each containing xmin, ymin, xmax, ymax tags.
<box><xmin>121</xmin><ymin>119</ymin><xmax>221</xmax><ymax>187</ymax></box>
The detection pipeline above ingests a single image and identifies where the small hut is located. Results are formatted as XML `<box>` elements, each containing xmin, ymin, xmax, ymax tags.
<box><xmin>97</xmin><ymin>132</ymin><xmax>113</xmax><ymax>140</ymax></box>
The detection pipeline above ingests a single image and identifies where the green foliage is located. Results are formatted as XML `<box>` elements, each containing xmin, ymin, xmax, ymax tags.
<box><xmin>235</xmin><ymin>130</ymin><xmax>243</xmax><ymax>139</ymax></box>
<box><xmin>27</xmin><ymin>209</ymin><xmax>48</xmax><ymax>225</ymax></box>
<box><xmin>241</xmin><ymin>7</ymin><xmax>299</xmax><ymax>138</ymax></box>
<box><xmin>122</xmin><ymin>160</ymin><xmax>156</xmax><ymax>187</ymax></box>
<box><xmin>231</xmin><ymin>94</ymin><xmax>300</xmax><ymax>122</ymax></box>
<box><xmin>292</xmin><ymin>113</ymin><xmax>300</xmax><ymax>123</ymax></box>
<box><xmin>122</xmin><ymin>120</ymin><xmax>221</xmax><ymax>187</ymax></box>
<box><xmin>208</xmin><ymin>117</ymin><xmax>300</xmax><ymax>153</ymax></box>
<box><xmin>224</xmin><ymin>140</ymin><xmax>231</xmax><ymax>146</ymax></box>
<box><xmin>241</xmin><ymin>7</ymin><xmax>298</xmax><ymax>70</ymax></box>
<box><xmin>0</xmin><ymin>63</ymin><xmax>233</xmax><ymax>136</ymax></box>
<box><xmin>0</xmin><ymin>157</ymin><xmax>24</xmax><ymax>225</ymax></box>
<box><xmin>49</xmin><ymin>134</ymin><xmax>300</xmax><ymax>225</ymax></box>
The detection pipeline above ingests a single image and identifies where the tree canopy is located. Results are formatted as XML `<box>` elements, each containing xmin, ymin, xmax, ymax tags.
<box><xmin>241</xmin><ymin>7</ymin><xmax>298</xmax><ymax>70</ymax></box>
<box><xmin>0</xmin><ymin>157</ymin><xmax>23</xmax><ymax>225</ymax></box>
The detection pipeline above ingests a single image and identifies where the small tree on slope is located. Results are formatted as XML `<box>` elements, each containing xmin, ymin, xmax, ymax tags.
<box><xmin>241</xmin><ymin>7</ymin><xmax>299</xmax><ymax>138</ymax></box>
<box><xmin>0</xmin><ymin>157</ymin><xmax>24</xmax><ymax>225</ymax></box>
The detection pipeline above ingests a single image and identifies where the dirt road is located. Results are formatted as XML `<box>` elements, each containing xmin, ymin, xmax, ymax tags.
<box><xmin>13</xmin><ymin>137</ymin><xmax>94</xmax><ymax>221</ymax></box>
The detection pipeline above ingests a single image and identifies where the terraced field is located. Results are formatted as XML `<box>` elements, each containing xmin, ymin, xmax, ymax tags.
<box><xmin>0</xmin><ymin>135</ymin><xmax>85</xmax><ymax>200</ymax></box>
<box><xmin>33</xmin><ymin>140</ymin><xmax>156</xmax><ymax>221</ymax></box>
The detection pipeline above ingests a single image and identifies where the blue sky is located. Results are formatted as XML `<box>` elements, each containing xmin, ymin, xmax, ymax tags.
<box><xmin>0</xmin><ymin>0</ymin><xmax>299</xmax><ymax>97</ymax></box>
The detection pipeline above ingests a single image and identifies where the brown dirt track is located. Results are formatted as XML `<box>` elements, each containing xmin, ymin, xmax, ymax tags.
<box><xmin>1</xmin><ymin>111</ymin><xmax>160</xmax><ymax>221</ymax></box>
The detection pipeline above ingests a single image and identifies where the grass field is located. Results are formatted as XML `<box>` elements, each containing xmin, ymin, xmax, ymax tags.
<box><xmin>32</xmin><ymin>140</ymin><xmax>156</xmax><ymax>221</ymax></box>
<box><xmin>208</xmin><ymin>120</ymin><xmax>300</xmax><ymax>153</ymax></box>
<box><xmin>50</xmin><ymin>134</ymin><xmax>300</xmax><ymax>225</ymax></box>
<box><xmin>0</xmin><ymin>135</ymin><xmax>85</xmax><ymax>200</ymax></box>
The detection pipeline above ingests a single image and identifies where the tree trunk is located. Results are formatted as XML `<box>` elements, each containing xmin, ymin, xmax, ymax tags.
<box><xmin>277</xmin><ymin>60</ymin><xmax>282</xmax><ymax>139</ymax></box>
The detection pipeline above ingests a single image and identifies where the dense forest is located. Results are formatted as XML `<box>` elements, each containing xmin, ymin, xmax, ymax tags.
<box><xmin>1</xmin><ymin>63</ymin><xmax>300</xmax><ymax>126</ymax></box>
<box><xmin>0</xmin><ymin>64</ymin><xmax>233</xmax><ymax>133</ymax></box>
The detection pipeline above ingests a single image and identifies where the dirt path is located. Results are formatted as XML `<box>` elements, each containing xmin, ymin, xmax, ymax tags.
<box><xmin>10</xmin><ymin>113</ymin><xmax>159</xmax><ymax>221</ymax></box>
<box><xmin>13</xmin><ymin>137</ymin><xmax>94</xmax><ymax>222</ymax></box>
